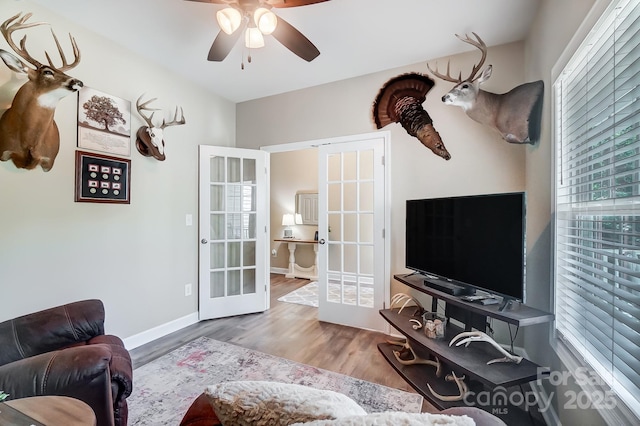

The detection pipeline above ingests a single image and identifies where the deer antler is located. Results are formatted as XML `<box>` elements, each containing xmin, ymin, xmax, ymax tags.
<box><xmin>449</xmin><ymin>331</ymin><xmax>523</xmax><ymax>364</ymax></box>
<box><xmin>455</xmin><ymin>32</ymin><xmax>487</xmax><ymax>82</ymax></box>
<box><xmin>46</xmin><ymin>29</ymin><xmax>81</xmax><ymax>72</ymax></box>
<box><xmin>161</xmin><ymin>106</ymin><xmax>186</xmax><ymax>129</ymax></box>
<box><xmin>426</xmin><ymin>32</ymin><xmax>487</xmax><ymax>83</ymax></box>
<box><xmin>426</xmin><ymin>60</ymin><xmax>461</xmax><ymax>83</ymax></box>
<box><xmin>1</xmin><ymin>13</ymin><xmax>47</xmax><ymax>67</ymax></box>
<box><xmin>136</xmin><ymin>95</ymin><xmax>160</xmax><ymax>128</ymax></box>
<box><xmin>427</xmin><ymin>371</ymin><xmax>469</xmax><ymax>402</ymax></box>
<box><xmin>0</xmin><ymin>12</ymin><xmax>80</xmax><ymax>72</ymax></box>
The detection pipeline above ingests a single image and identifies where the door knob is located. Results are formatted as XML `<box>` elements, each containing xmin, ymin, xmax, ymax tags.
<box><xmin>201</xmin><ymin>238</ymin><xmax>208</xmax><ymax>244</ymax></box>
<box><xmin>318</xmin><ymin>239</ymin><xmax>326</xmax><ymax>245</ymax></box>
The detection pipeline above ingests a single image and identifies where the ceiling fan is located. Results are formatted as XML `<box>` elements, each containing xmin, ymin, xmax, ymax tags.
<box><xmin>186</xmin><ymin>0</ymin><xmax>329</xmax><ymax>63</ymax></box>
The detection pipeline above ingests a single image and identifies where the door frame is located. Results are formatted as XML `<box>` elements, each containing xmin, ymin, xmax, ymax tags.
<box><xmin>262</xmin><ymin>131</ymin><xmax>391</xmax><ymax>332</ymax></box>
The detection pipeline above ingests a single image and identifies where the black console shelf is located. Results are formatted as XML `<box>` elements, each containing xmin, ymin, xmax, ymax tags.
<box><xmin>380</xmin><ymin>308</ymin><xmax>544</xmax><ymax>388</ymax></box>
<box><xmin>378</xmin><ymin>273</ymin><xmax>555</xmax><ymax>424</ymax></box>
<box><xmin>395</xmin><ymin>273</ymin><xmax>554</xmax><ymax>327</ymax></box>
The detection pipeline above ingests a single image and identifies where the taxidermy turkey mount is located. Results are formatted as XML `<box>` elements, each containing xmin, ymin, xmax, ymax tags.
<box><xmin>185</xmin><ymin>0</ymin><xmax>328</xmax><ymax>63</ymax></box>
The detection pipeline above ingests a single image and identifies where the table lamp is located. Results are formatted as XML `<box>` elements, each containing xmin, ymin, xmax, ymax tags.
<box><xmin>282</xmin><ymin>213</ymin><xmax>295</xmax><ymax>238</ymax></box>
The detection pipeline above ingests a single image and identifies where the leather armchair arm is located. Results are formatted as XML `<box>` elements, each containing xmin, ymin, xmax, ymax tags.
<box><xmin>0</xmin><ymin>345</ymin><xmax>116</xmax><ymax>426</ymax></box>
<box><xmin>0</xmin><ymin>299</ymin><xmax>106</xmax><ymax>366</ymax></box>
<box><xmin>89</xmin><ymin>335</ymin><xmax>133</xmax><ymax>401</ymax></box>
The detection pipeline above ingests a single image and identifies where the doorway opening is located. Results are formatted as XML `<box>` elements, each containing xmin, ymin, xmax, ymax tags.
<box><xmin>263</xmin><ymin>131</ymin><xmax>390</xmax><ymax>332</ymax></box>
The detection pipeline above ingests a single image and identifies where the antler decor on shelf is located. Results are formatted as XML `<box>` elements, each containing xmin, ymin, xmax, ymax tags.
<box><xmin>427</xmin><ymin>371</ymin><xmax>469</xmax><ymax>402</ymax></box>
<box><xmin>387</xmin><ymin>338</ymin><xmax>442</xmax><ymax>377</ymax></box>
<box><xmin>449</xmin><ymin>331</ymin><xmax>523</xmax><ymax>365</ymax></box>
<box><xmin>135</xmin><ymin>94</ymin><xmax>186</xmax><ymax>161</ymax></box>
<box><xmin>372</xmin><ymin>73</ymin><xmax>451</xmax><ymax>160</ymax></box>
<box><xmin>390</xmin><ymin>293</ymin><xmax>425</xmax><ymax>316</ymax></box>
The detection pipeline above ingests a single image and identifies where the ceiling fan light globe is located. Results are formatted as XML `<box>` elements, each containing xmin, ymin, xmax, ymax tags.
<box><xmin>245</xmin><ymin>27</ymin><xmax>265</xmax><ymax>49</ymax></box>
<box><xmin>254</xmin><ymin>8</ymin><xmax>277</xmax><ymax>35</ymax></box>
<box><xmin>216</xmin><ymin>7</ymin><xmax>242</xmax><ymax>35</ymax></box>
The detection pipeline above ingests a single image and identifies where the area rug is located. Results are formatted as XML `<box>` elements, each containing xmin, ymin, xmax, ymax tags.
<box><xmin>127</xmin><ymin>336</ymin><xmax>422</xmax><ymax>425</ymax></box>
<box><xmin>278</xmin><ymin>281</ymin><xmax>321</xmax><ymax>307</ymax></box>
<box><xmin>278</xmin><ymin>281</ymin><xmax>374</xmax><ymax>307</ymax></box>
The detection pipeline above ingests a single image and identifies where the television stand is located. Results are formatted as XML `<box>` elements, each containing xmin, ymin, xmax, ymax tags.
<box><xmin>498</xmin><ymin>299</ymin><xmax>514</xmax><ymax>311</ymax></box>
<box><xmin>423</xmin><ymin>277</ymin><xmax>473</xmax><ymax>296</ymax></box>
<box><xmin>378</xmin><ymin>274</ymin><xmax>555</xmax><ymax>424</ymax></box>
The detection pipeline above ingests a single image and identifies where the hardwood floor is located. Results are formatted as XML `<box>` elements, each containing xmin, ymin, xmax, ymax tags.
<box><xmin>129</xmin><ymin>274</ymin><xmax>436</xmax><ymax>412</ymax></box>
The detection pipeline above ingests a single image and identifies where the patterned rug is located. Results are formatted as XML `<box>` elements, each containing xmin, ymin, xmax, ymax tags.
<box><xmin>278</xmin><ymin>281</ymin><xmax>374</xmax><ymax>307</ymax></box>
<box><xmin>127</xmin><ymin>336</ymin><xmax>422</xmax><ymax>425</ymax></box>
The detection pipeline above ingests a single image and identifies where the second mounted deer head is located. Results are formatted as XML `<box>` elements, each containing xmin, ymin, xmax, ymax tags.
<box><xmin>0</xmin><ymin>12</ymin><xmax>83</xmax><ymax>171</ymax></box>
<box><xmin>427</xmin><ymin>33</ymin><xmax>543</xmax><ymax>145</ymax></box>
<box><xmin>135</xmin><ymin>95</ymin><xmax>185</xmax><ymax>161</ymax></box>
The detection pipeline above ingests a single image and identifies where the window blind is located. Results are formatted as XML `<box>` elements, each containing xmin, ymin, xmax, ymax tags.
<box><xmin>554</xmin><ymin>0</ymin><xmax>640</xmax><ymax>419</ymax></box>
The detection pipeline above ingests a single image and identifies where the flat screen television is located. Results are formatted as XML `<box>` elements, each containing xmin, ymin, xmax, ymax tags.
<box><xmin>405</xmin><ymin>192</ymin><xmax>526</xmax><ymax>302</ymax></box>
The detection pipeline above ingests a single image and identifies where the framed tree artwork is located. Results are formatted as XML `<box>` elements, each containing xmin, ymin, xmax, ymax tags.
<box><xmin>75</xmin><ymin>151</ymin><xmax>131</xmax><ymax>204</ymax></box>
<box><xmin>77</xmin><ymin>87</ymin><xmax>131</xmax><ymax>156</ymax></box>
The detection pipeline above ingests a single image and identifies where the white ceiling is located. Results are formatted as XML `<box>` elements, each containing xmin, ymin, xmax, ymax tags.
<box><xmin>29</xmin><ymin>0</ymin><xmax>540</xmax><ymax>103</ymax></box>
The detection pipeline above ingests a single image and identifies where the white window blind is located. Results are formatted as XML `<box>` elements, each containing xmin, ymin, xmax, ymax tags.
<box><xmin>554</xmin><ymin>0</ymin><xmax>640</xmax><ymax>419</ymax></box>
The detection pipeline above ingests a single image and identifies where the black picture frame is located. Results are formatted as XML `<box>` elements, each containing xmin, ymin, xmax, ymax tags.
<box><xmin>75</xmin><ymin>151</ymin><xmax>131</xmax><ymax>204</ymax></box>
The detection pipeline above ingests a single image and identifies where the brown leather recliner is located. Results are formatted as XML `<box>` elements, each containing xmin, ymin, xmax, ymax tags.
<box><xmin>0</xmin><ymin>299</ymin><xmax>133</xmax><ymax>426</ymax></box>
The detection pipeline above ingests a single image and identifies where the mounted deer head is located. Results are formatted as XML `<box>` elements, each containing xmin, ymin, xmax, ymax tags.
<box><xmin>427</xmin><ymin>32</ymin><xmax>543</xmax><ymax>145</ymax></box>
<box><xmin>0</xmin><ymin>12</ymin><xmax>83</xmax><ymax>171</ymax></box>
<box><xmin>135</xmin><ymin>94</ymin><xmax>185</xmax><ymax>161</ymax></box>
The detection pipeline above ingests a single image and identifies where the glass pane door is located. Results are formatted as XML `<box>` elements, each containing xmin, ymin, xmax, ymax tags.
<box><xmin>199</xmin><ymin>146</ymin><xmax>268</xmax><ymax>320</ymax></box>
<box><xmin>318</xmin><ymin>134</ymin><xmax>387</xmax><ymax>331</ymax></box>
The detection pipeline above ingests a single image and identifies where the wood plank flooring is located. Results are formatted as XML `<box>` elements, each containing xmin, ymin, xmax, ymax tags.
<box><xmin>129</xmin><ymin>274</ymin><xmax>436</xmax><ymax>412</ymax></box>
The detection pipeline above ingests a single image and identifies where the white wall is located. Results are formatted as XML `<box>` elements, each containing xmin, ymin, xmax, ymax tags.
<box><xmin>0</xmin><ymin>1</ymin><xmax>235</xmax><ymax>339</ymax></box>
<box><xmin>238</xmin><ymin>41</ymin><xmax>527</xmax><ymax>299</ymax></box>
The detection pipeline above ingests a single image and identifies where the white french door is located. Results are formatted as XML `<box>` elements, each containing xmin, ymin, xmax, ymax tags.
<box><xmin>198</xmin><ymin>145</ymin><xmax>269</xmax><ymax>320</ymax></box>
<box><xmin>317</xmin><ymin>134</ymin><xmax>388</xmax><ymax>332</ymax></box>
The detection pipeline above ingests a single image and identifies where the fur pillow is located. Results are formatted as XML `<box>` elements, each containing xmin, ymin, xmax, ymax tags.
<box><xmin>294</xmin><ymin>412</ymin><xmax>476</xmax><ymax>426</ymax></box>
<box><xmin>204</xmin><ymin>381</ymin><xmax>367</xmax><ymax>426</ymax></box>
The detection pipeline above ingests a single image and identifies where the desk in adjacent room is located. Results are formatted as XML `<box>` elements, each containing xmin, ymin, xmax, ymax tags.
<box><xmin>274</xmin><ymin>239</ymin><xmax>318</xmax><ymax>280</ymax></box>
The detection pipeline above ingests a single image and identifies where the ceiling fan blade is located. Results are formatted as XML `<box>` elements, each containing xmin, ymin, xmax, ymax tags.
<box><xmin>208</xmin><ymin>29</ymin><xmax>242</xmax><ymax>61</ymax></box>
<box><xmin>271</xmin><ymin>16</ymin><xmax>320</xmax><ymax>62</ymax></box>
<box><xmin>269</xmin><ymin>0</ymin><xmax>330</xmax><ymax>8</ymax></box>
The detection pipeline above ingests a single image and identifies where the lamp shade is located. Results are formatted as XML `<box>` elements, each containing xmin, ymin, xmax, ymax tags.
<box><xmin>245</xmin><ymin>26</ymin><xmax>265</xmax><ymax>48</ymax></box>
<box><xmin>216</xmin><ymin>7</ymin><xmax>242</xmax><ymax>35</ymax></box>
<box><xmin>282</xmin><ymin>214</ymin><xmax>295</xmax><ymax>226</ymax></box>
<box><xmin>254</xmin><ymin>8</ymin><xmax>277</xmax><ymax>35</ymax></box>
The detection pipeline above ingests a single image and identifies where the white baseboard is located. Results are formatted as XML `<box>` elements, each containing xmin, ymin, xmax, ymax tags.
<box><xmin>122</xmin><ymin>311</ymin><xmax>199</xmax><ymax>350</ymax></box>
<box><xmin>124</xmin><ymin>270</ymin><xmax>284</xmax><ymax>350</ymax></box>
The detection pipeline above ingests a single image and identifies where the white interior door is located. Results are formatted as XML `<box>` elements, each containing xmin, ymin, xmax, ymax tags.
<box><xmin>198</xmin><ymin>145</ymin><xmax>269</xmax><ymax>320</ymax></box>
<box><xmin>317</xmin><ymin>134</ymin><xmax>388</xmax><ymax>332</ymax></box>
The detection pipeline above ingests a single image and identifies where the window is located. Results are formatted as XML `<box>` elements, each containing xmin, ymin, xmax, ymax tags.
<box><xmin>553</xmin><ymin>0</ymin><xmax>640</xmax><ymax>420</ymax></box>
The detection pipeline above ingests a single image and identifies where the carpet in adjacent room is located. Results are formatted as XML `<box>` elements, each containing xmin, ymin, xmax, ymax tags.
<box><xmin>277</xmin><ymin>281</ymin><xmax>374</xmax><ymax>307</ymax></box>
<box><xmin>127</xmin><ymin>336</ymin><xmax>423</xmax><ymax>425</ymax></box>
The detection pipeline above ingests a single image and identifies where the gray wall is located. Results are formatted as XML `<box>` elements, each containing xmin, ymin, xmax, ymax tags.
<box><xmin>237</xmin><ymin>41</ymin><xmax>528</xmax><ymax>299</ymax></box>
<box><xmin>0</xmin><ymin>1</ymin><xmax>235</xmax><ymax>339</ymax></box>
